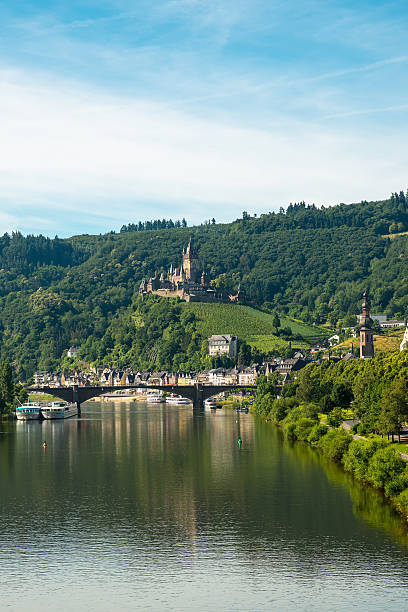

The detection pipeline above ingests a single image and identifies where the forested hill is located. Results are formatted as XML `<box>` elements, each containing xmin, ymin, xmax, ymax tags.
<box><xmin>1</xmin><ymin>191</ymin><xmax>408</xmax><ymax>378</ymax></box>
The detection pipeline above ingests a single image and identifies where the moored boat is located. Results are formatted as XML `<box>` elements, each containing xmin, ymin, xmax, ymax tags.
<box><xmin>16</xmin><ymin>402</ymin><xmax>42</xmax><ymax>420</ymax></box>
<box><xmin>166</xmin><ymin>394</ymin><xmax>191</xmax><ymax>405</ymax></box>
<box><xmin>41</xmin><ymin>401</ymin><xmax>78</xmax><ymax>420</ymax></box>
<box><xmin>146</xmin><ymin>391</ymin><xmax>164</xmax><ymax>403</ymax></box>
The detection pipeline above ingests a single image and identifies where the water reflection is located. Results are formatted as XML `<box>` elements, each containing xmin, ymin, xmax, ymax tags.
<box><xmin>1</xmin><ymin>402</ymin><xmax>408</xmax><ymax>611</ymax></box>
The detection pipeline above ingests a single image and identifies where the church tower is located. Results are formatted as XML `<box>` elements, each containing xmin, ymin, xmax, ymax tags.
<box><xmin>182</xmin><ymin>240</ymin><xmax>200</xmax><ymax>282</ymax></box>
<box><xmin>359</xmin><ymin>291</ymin><xmax>374</xmax><ymax>359</ymax></box>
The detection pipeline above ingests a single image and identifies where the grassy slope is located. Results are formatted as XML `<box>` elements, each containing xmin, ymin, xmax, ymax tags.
<box><xmin>181</xmin><ymin>302</ymin><xmax>329</xmax><ymax>351</ymax></box>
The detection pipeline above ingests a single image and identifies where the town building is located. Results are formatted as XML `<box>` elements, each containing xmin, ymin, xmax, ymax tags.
<box><xmin>359</xmin><ymin>291</ymin><xmax>374</xmax><ymax>359</ymax></box>
<box><xmin>139</xmin><ymin>241</ymin><xmax>245</xmax><ymax>303</ymax></box>
<box><xmin>208</xmin><ymin>334</ymin><xmax>238</xmax><ymax>358</ymax></box>
<box><xmin>379</xmin><ymin>319</ymin><xmax>406</xmax><ymax>329</ymax></box>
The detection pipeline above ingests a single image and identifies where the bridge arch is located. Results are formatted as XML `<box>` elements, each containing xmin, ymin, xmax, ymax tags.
<box><xmin>28</xmin><ymin>383</ymin><xmax>256</xmax><ymax>412</ymax></box>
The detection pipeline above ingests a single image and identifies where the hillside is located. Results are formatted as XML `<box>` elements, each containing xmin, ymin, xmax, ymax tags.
<box><xmin>182</xmin><ymin>303</ymin><xmax>328</xmax><ymax>352</ymax></box>
<box><xmin>0</xmin><ymin>190</ymin><xmax>408</xmax><ymax>377</ymax></box>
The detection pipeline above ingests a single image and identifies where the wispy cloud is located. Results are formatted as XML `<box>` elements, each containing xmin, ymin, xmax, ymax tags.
<box><xmin>323</xmin><ymin>103</ymin><xmax>408</xmax><ymax>120</ymax></box>
<box><xmin>0</xmin><ymin>1</ymin><xmax>408</xmax><ymax>235</ymax></box>
<box><xmin>0</xmin><ymin>67</ymin><xmax>407</xmax><ymax>236</ymax></box>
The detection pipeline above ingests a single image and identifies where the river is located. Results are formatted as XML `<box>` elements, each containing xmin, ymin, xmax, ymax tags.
<box><xmin>1</xmin><ymin>401</ymin><xmax>408</xmax><ymax>611</ymax></box>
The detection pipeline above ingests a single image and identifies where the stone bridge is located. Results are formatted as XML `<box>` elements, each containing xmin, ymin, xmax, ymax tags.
<box><xmin>28</xmin><ymin>384</ymin><xmax>256</xmax><ymax>412</ymax></box>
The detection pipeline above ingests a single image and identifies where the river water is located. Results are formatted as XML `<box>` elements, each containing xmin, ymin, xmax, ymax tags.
<box><xmin>1</xmin><ymin>401</ymin><xmax>408</xmax><ymax>611</ymax></box>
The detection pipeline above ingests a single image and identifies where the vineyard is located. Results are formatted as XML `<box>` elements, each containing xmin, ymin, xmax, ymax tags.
<box><xmin>181</xmin><ymin>303</ymin><xmax>329</xmax><ymax>351</ymax></box>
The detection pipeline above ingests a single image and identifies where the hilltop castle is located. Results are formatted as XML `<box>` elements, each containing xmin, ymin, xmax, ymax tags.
<box><xmin>139</xmin><ymin>240</ymin><xmax>245</xmax><ymax>303</ymax></box>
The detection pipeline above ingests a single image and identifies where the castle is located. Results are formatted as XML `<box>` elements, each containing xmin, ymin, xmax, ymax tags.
<box><xmin>139</xmin><ymin>240</ymin><xmax>245</xmax><ymax>303</ymax></box>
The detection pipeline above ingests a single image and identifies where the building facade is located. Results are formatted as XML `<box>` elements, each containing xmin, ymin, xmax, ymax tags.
<box><xmin>208</xmin><ymin>334</ymin><xmax>238</xmax><ymax>358</ymax></box>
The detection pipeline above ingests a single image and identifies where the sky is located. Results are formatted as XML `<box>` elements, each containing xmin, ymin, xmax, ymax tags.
<box><xmin>0</xmin><ymin>0</ymin><xmax>407</xmax><ymax>236</ymax></box>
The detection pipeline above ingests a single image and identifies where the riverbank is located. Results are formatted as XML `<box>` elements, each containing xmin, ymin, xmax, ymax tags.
<box><xmin>252</xmin><ymin>405</ymin><xmax>408</xmax><ymax>523</ymax></box>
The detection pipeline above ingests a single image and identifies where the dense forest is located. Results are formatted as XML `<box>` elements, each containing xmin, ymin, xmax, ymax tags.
<box><xmin>1</xmin><ymin>191</ymin><xmax>408</xmax><ymax>378</ymax></box>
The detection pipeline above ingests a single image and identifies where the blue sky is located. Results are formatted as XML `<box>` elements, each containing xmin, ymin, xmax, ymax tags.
<box><xmin>0</xmin><ymin>0</ymin><xmax>407</xmax><ymax>236</ymax></box>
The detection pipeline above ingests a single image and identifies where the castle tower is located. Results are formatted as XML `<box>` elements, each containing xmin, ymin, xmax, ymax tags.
<box><xmin>359</xmin><ymin>291</ymin><xmax>374</xmax><ymax>359</ymax></box>
<box><xmin>182</xmin><ymin>240</ymin><xmax>200</xmax><ymax>282</ymax></box>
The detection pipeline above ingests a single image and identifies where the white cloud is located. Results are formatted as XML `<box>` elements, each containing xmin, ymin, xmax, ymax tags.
<box><xmin>0</xmin><ymin>67</ymin><xmax>407</xmax><ymax>235</ymax></box>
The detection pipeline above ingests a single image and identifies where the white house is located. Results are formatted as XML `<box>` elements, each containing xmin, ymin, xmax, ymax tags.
<box><xmin>208</xmin><ymin>335</ymin><xmax>237</xmax><ymax>358</ymax></box>
<box><xmin>328</xmin><ymin>334</ymin><xmax>340</xmax><ymax>346</ymax></box>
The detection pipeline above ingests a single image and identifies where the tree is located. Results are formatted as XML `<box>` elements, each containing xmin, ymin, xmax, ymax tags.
<box><xmin>330</xmin><ymin>382</ymin><xmax>353</xmax><ymax>409</ymax></box>
<box><xmin>0</xmin><ymin>361</ymin><xmax>15</xmax><ymax>415</ymax></box>
<box><xmin>272</xmin><ymin>312</ymin><xmax>280</xmax><ymax>331</ymax></box>
<box><xmin>378</xmin><ymin>379</ymin><xmax>408</xmax><ymax>442</ymax></box>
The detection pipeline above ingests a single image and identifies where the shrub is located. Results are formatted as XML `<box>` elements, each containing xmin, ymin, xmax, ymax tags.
<box><xmin>295</xmin><ymin>417</ymin><xmax>316</xmax><ymax>441</ymax></box>
<box><xmin>283</xmin><ymin>421</ymin><xmax>297</xmax><ymax>440</ymax></box>
<box><xmin>327</xmin><ymin>407</ymin><xmax>343</xmax><ymax>428</ymax></box>
<box><xmin>318</xmin><ymin>428</ymin><xmax>352</xmax><ymax>462</ymax></box>
<box><xmin>342</xmin><ymin>439</ymin><xmax>386</xmax><ymax>481</ymax></box>
<box><xmin>384</xmin><ymin>469</ymin><xmax>408</xmax><ymax>498</ymax></box>
<box><xmin>268</xmin><ymin>397</ymin><xmax>296</xmax><ymax>423</ymax></box>
<box><xmin>367</xmin><ymin>447</ymin><xmax>406</xmax><ymax>490</ymax></box>
<box><xmin>284</xmin><ymin>403</ymin><xmax>319</xmax><ymax>424</ymax></box>
<box><xmin>307</xmin><ymin>424</ymin><xmax>328</xmax><ymax>446</ymax></box>
<box><xmin>394</xmin><ymin>488</ymin><xmax>408</xmax><ymax>519</ymax></box>
<box><xmin>252</xmin><ymin>392</ymin><xmax>275</xmax><ymax>417</ymax></box>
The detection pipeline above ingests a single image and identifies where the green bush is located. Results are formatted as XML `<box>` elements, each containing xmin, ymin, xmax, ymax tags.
<box><xmin>268</xmin><ymin>397</ymin><xmax>297</xmax><ymax>423</ymax></box>
<box><xmin>327</xmin><ymin>407</ymin><xmax>343</xmax><ymax>428</ymax></box>
<box><xmin>284</xmin><ymin>403</ymin><xmax>319</xmax><ymax>423</ymax></box>
<box><xmin>318</xmin><ymin>428</ymin><xmax>352</xmax><ymax>462</ymax></box>
<box><xmin>384</xmin><ymin>469</ymin><xmax>408</xmax><ymax>498</ymax></box>
<box><xmin>295</xmin><ymin>417</ymin><xmax>317</xmax><ymax>441</ymax></box>
<box><xmin>307</xmin><ymin>423</ymin><xmax>328</xmax><ymax>446</ymax></box>
<box><xmin>283</xmin><ymin>421</ymin><xmax>297</xmax><ymax>440</ymax></box>
<box><xmin>367</xmin><ymin>447</ymin><xmax>406</xmax><ymax>490</ymax></box>
<box><xmin>394</xmin><ymin>488</ymin><xmax>408</xmax><ymax>518</ymax></box>
<box><xmin>342</xmin><ymin>439</ymin><xmax>386</xmax><ymax>481</ymax></box>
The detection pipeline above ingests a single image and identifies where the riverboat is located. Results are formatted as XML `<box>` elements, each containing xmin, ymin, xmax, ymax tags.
<box><xmin>166</xmin><ymin>394</ymin><xmax>191</xmax><ymax>405</ymax></box>
<box><xmin>41</xmin><ymin>401</ymin><xmax>78</xmax><ymax>420</ymax></box>
<box><xmin>146</xmin><ymin>391</ymin><xmax>164</xmax><ymax>403</ymax></box>
<box><xmin>16</xmin><ymin>402</ymin><xmax>42</xmax><ymax>420</ymax></box>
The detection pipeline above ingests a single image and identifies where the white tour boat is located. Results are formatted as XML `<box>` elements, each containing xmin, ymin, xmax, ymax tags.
<box><xmin>16</xmin><ymin>402</ymin><xmax>42</xmax><ymax>420</ymax></box>
<box><xmin>41</xmin><ymin>401</ymin><xmax>78</xmax><ymax>420</ymax></box>
<box><xmin>166</xmin><ymin>394</ymin><xmax>191</xmax><ymax>405</ymax></box>
<box><xmin>146</xmin><ymin>391</ymin><xmax>164</xmax><ymax>403</ymax></box>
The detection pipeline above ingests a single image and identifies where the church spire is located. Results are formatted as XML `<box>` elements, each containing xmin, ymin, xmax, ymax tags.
<box><xmin>359</xmin><ymin>290</ymin><xmax>374</xmax><ymax>359</ymax></box>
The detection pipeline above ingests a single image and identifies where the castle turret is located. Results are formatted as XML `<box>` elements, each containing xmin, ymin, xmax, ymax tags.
<box><xmin>359</xmin><ymin>291</ymin><xmax>374</xmax><ymax>359</ymax></box>
<box><xmin>182</xmin><ymin>239</ymin><xmax>199</xmax><ymax>282</ymax></box>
